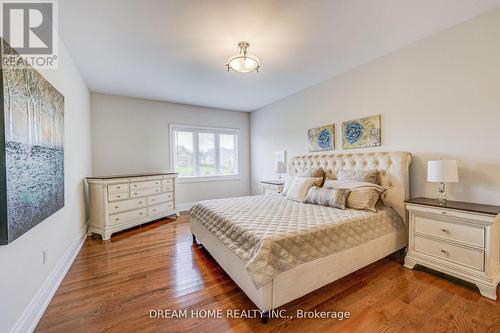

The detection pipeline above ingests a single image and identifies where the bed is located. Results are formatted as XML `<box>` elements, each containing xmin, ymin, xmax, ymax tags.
<box><xmin>190</xmin><ymin>152</ymin><xmax>412</xmax><ymax>320</ymax></box>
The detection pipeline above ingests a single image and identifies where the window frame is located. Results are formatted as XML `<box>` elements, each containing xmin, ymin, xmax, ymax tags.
<box><xmin>169</xmin><ymin>124</ymin><xmax>240</xmax><ymax>183</ymax></box>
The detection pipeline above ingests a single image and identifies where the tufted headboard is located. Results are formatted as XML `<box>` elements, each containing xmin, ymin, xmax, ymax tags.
<box><xmin>289</xmin><ymin>152</ymin><xmax>412</xmax><ymax>222</ymax></box>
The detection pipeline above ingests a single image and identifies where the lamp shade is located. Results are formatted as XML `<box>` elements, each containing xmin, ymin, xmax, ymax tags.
<box><xmin>427</xmin><ymin>160</ymin><xmax>459</xmax><ymax>183</ymax></box>
<box><xmin>274</xmin><ymin>161</ymin><xmax>286</xmax><ymax>174</ymax></box>
<box><xmin>227</xmin><ymin>55</ymin><xmax>260</xmax><ymax>73</ymax></box>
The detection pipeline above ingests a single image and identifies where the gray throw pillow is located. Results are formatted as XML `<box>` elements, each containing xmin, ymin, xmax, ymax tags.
<box><xmin>304</xmin><ymin>187</ymin><xmax>351</xmax><ymax>210</ymax></box>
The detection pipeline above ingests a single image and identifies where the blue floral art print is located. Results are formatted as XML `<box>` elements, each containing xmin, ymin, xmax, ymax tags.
<box><xmin>342</xmin><ymin>115</ymin><xmax>381</xmax><ymax>149</ymax></box>
<box><xmin>317</xmin><ymin>129</ymin><xmax>332</xmax><ymax>149</ymax></box>
<box><xmin>308</xmin><ymin>124</ymin><xmax>335</xmax><ymax>152</ymax></box>
<box><xmin>344</xmin><ymin>122</ymin><xmax>364</xmax><ymax>144</ymax></box>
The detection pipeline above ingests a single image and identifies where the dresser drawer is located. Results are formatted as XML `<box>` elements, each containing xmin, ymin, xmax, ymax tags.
<box><xmin>148</xmin><ymin>192</ymin><xmax>173</xmax><ymax>205</ymax></box>
<box><xmin>162</xmin><ymin>179</ymin><xmax>174</xmax><ymax>187</ymax></box>
<box><xmin>148</xmin><ymin>202</ymin><xmax>174</xmax><ymax>216</ymax></box>
<box><xmin>108</xmin><ymin>191</ymin><xmax>129</xmax><ymax>202</ymax></box>
<box><xmin>108</xmin><ymin>208</ymin><xmax>147</xmax><ymax>226</ymax></box>
<box><xmin>131</xmin><ymin>180</ymin><xmax>162</xmax><ymax>190</ymax></box>
<box><xmin>130</xmin><ymin>187</ymin><xmax>161</xmax><ymax>198</ymax></box>
<box><xmin>415</xmin><ymin>216</ymin><xmax>484</xmax><ymax>248</ymax></box>
<box><xmin>162</xmin><ymin>184</ymin><xmax>174</xmax><ymax>192</ymax></box>
<box><xmin>414</xmin><ymin>236</ymin><xmax>484</xmax><ymax>271</ymax></box>
<box><xmin>108</xmin><ymin>183</ymin><xmax>129</xmax><ymax>193</ymax></box>
<box><xmin>108</xmin><ymin>198</ymin><xmax>146</xmax><ymax>214</ymax></box>
<box><xmin>408</xmin><ymin>204</ymin><xmax>495</xmax><ymax>224</ymax></box>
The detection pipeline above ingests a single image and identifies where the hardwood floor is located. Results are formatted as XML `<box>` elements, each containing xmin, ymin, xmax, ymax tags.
<box><xmin>36</xmin><ymin>215</ymin><xmax>500</xmax><ymax>333</ymax></box>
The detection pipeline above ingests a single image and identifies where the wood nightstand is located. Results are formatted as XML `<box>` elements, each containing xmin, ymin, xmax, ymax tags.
<box><xmin>261</xmin><ymin>180</ymin><xmax>285</xmax><ymax>195</ymax></box>
<box><xmin>404</xmin><ymin>197</ymin><xmax>500</xmax><ymax>300</ymax></box>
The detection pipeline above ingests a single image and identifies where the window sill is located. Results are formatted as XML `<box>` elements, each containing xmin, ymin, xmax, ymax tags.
<box><xmin>176</xmin><ymin>175</ymin><xmax>240</xmax><ymax>184</ymax></box>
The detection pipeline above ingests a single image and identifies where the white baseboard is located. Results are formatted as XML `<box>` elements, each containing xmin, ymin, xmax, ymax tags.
<box><xmin>177</xmin><ymin>201</ymin><xmax>196</xmax><ymax>212</ymax></box>
<box><xmin>10</xmin><ymin>223</ymin><xmax>89</xmax><ymax>333</ymax></box>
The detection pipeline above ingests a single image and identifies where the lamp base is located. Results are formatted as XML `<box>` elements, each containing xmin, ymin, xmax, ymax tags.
<box><xmin>436</xmin><ymin>182</ymin><xmax>446</xmax><ymax>206</ymax></box>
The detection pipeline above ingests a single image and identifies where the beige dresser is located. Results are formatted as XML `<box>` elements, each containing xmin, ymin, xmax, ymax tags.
<box><xmin>86</xmin><ymin>172</ymin><xmax>178</xmax><ymax>240</ymax></box>
<box><xmin>404</xmin><ymin>197</ymin><xmax>500</xmax><ymax>300</ymax></box>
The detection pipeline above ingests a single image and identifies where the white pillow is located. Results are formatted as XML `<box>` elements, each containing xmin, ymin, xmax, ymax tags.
<box><xmin>286</xmin><ymin>177</ymin><xmax>317</xmax><ymax>202</ymax></box>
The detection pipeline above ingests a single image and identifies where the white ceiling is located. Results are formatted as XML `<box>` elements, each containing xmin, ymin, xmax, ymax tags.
<box><xmin>60</xmin><ymin>0</ymin><xmax>500</xmax><ymax>111</ymax></box>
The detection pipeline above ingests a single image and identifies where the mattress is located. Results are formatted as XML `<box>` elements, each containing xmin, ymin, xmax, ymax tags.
<box><xmin>189</xmin><ymin>194</ymin><xmax>403</xmax><ymax>288</ymax></box>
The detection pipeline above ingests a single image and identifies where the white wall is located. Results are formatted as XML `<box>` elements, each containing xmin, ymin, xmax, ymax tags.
<box><xmin>91</xmin><ymin>93</ymin><xmax>251</xmax><ymax>206</ymax></box>
<box><xmin>251</xmin><ymin>9</ymin><xmax>500</xmax><ymax>206</ymax></box>
<box><xmin>0</xmin><ymin>45</ymin><xmax>92</xmax><ymax>331</ymax></box>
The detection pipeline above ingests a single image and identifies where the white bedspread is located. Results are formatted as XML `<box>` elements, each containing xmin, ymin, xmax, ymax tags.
<box><xmin>189</xmin><ymin>194</ymin><xmax>403</xmax><ymax>288</ymax></box>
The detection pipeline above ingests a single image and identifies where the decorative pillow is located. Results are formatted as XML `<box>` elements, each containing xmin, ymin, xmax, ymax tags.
<box><xmin>297</xmin><ymin>167</ymin><xmax>325</xmax><ymax>187</ymax></box>
<box><xmin>346</xmin><ymin>187</ymin><xmax>385</xmax><ymax>212</ymax></box>
<box><xmin>323</xmin><ymin>179</ymin><xmax>386</xmax><ymax>212</ymax></box>
<box><xmin>286</xmin><ymin>177</ymin><xmax>317</xmax><ymax>203</ymax></box>
<box><xmin>336</xmin><ymin>169</ymin><xmax>378</xmax><ymax>184</ymax></box>
<box><xmin>304</xmin><ymin>187</ymin><xmax>351</xmax><ymax>210</ymax></box>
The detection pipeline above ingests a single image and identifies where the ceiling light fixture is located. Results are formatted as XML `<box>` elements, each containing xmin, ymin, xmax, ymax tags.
<box><xmin>226</xmin><ymin>41</ymin><xmax>260</xmax><ymax>73</ymax></box>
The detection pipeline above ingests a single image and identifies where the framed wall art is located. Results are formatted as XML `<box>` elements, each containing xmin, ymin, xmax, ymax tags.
<box><xmin>1</xmin><ymin>39</ymin><xmax>65</xmax><ymax>244</ymax></box>
<box><xmin>342</xmin><ymin>115</ymin><xmax>381</xmax><ymax>149</ymax></box>
<box><xmin>308</xmin><ymin>124</ymin><xmax>335</xmax><ymax>152</ymax></box>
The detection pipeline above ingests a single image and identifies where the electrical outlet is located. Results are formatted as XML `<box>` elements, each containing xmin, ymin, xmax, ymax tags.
<box><xmin>42</xmin><ymin>250</ymin><xmax>48</xmax><ymax>265</ymax></box>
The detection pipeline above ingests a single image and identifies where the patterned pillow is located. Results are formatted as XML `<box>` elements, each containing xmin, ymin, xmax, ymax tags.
<box><xmin>286</xmin><ymin>177</ymin><xmax>317</xmax><ymax>203</ymax></box>
<box><xmin>297</xmin><ymin>167</ymin><xmax>325</xmax><ymax>187</ymax></box>
<box><xmin>337</xmin><ymin>169</ymin><xmax>378</xmax><ymax>184</ymax></box>
<box><xmin>323</xmin><ymin>179</ymin><xmax>386</xmax><ymax>212</ymax></box>
<box><xmin>304</xmin><ymin>187</ymin><xmax>351</xmax><ymax>210</ymax></box>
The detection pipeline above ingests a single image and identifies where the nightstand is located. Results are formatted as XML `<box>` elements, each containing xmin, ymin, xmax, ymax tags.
<box><xmin>261</xmin><ymin>180</ymin><xmax>285</xmax><ymax>195</ymax></box>
<box><xmin>404</xmin><ymin>197</ymin><xmax>500</xmax><ymax>300</ymax></box>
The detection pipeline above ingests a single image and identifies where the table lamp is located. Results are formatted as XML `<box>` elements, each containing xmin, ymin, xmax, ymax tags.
<box><xmin>427</xmin><ymin>160</ymin><xmax>459</xmax><ymax>205</ymax></box>
<box><xmin>274</xmin><ymin>161</ymin><xmax>286</xmax><ymax>182</ymax></box>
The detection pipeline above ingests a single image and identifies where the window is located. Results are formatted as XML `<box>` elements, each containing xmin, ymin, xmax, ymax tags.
<box><xmin>170</xmin><ymin>125</ymin><xmax>239</xmax><ymax>182</ymax></box>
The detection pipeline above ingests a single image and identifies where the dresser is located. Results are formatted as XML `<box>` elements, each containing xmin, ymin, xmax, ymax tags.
<box><xmin>261</xmin><ymin>180</ymin><xmax>285</xmax><ymax>195</ymax></box>
<box><xmin>404</xmin><ymin>197</ymin><xmax>500</xmax><ymax>300</ymax></box>
<box><xmin>86</xmin><ymin>173</ymin><xmax>178</xmax><ymax>240</ymax></box>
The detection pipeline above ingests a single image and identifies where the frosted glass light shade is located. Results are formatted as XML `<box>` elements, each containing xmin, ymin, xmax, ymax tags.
<box><xmin>274</xmin><ymin>161</ymin><xmax>286</xmax><ymax>174</ymax></box>
<box><xmin>227</xmin><ymin>54</ymin><xmax>260</xmax><ymax>73</ymax></box>
<box><xmin>427</xmin><ymin>160</ymin><xmax>459</xmax><ymax>183</ymax></box>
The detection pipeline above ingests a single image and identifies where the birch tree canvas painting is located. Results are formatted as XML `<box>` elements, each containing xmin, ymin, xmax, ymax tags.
<box><xmin>0</xmin><ymin>39</ymin><xmax>64</xmax><ymax>244</ymax></box>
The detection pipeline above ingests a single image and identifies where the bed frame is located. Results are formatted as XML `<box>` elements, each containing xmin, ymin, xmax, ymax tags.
<box><xmin>190</xmin><ymin>152</ymin><xmax>412</xmax><ymax>322</ymax></box>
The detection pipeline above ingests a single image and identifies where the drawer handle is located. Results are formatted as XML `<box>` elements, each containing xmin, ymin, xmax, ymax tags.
<box><xmin>138</xmin><ymin>201</ymin><xmax>143</xmax><ymax>204</ymax></box>
<box><xmin>134</xmin><ymin>193</ymin><xmax>138</xmax><ymax>195</ymax></box>
<box><xmin>152</xmin><ymin>199</ymin><xmax>156</xmax><ymax>202</ymax></box>
<box><xmin>116</xmin><ymin>186</ymin><xmax>121</xmax><ymax>189</ymax></box>
<box><xmin>117</xmin><ymin>195</ymin><xmax>121</xmax><ymax>198</ymax></box>
<box><xmin>114</xmin><ymin>206</ymin><xmax>119</xmax><ymax>209</ymax></box>
<box><xmin>442</xmin><ymin>211</ymin><xmax>447</xmax><ymax>215</ymax></box>
<box><xmin>152</xmin><ymin>209</ymin><xmax>156</xmax><ymax>212</ymax></box>
<box><xmin>115</xmin><ymin>218</ymin><xmax>120</xmax><ymax>221</ymax></box>
<box><xmin>441</xmin><ymin>249</ymin><xmax>448</xmax><ymax>254</ymax></box>
<box><xmin>139</xmin><ymin>212</ymin><xmax>143</xmax><ymax>215</ymax></box>
<box><xmin>441</xmin><ymin>228</ymin><xmax>448</xmax><ymax>233</ymax></box>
